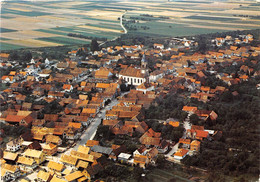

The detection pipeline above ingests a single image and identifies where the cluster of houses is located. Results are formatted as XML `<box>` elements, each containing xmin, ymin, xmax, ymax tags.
<box><xmin>212</xmin><ymin>34</ymin><xmax>254</xmax><ymax>47</ymax></box>
<box><xmin>0</xmin><ymin>33</ymin><xmax>259</xmax><ymax>181</ymax></box>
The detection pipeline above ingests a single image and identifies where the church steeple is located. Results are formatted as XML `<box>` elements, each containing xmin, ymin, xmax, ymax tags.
<box><xmin>141</xmin><ymin>53</ymin><xmax>148</xmax><ymax>75</ymax></box>
<box><xmin>141</xmin><ymin>53</ymin><xmax>147</xmax><ymax>69</ymax></box>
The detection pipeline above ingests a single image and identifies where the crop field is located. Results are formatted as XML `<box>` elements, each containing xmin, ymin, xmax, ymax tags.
<box><xmin>1</xmin><ymin>0</ymin><xmax>260</xmax><ymax>51</ymax></box>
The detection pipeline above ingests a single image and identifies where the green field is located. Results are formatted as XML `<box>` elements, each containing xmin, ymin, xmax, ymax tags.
<box><xmin>0</xmin><ymin>42</ymin><xmax>27</xmax><ymax>50</ymax></box>
<box><xmin>186</xmin><ymin>16</ymin><xmax>237</xmax><ymax>22</ymax></box>
<box><xmin>0</xmin><ymin>28</ymin><xmax>17</xmax><ymax>33</ymax></box>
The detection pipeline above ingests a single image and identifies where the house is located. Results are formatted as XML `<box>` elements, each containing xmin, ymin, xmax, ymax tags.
<box><xmin>1</xmin><ymin>164</ymin><xmax>21</xmax><ymax>182</ymax></box>
<box><xmin>47</xmin><ymin>161</ymin><xmax>65</xmax><ymax>173</ymax></box>
<box><xmin>133</xmin><ymin>145</ymin><xmax>147</xmax><ymax>156</ymax></box>
<box><xmin>139</xmin><ymin>128</ymin><xmax>161</xmax><ymax>147</ymax></box>
<box><xmin>157</xmin><ymin>140</ymin><xmax>170</xmax><ymax>153</ymax></box>
<box><xmin>136</xmin><ymin>83</ymin><xmax>154</xmax><ymax>94</ymax></box>
<box><xmin>38</xmin><ymin>69</ymin><xmax>52</xmax><ymax>78</ymax></box>
<box><xmin>174</xmin><ymin>149</ymin><xmax>189</xmax><ymax>160</ymax></box>
<box><xmin>149</xmin><ymin>70</ymin><xmax>164</xmax><ymax>82</ymax></box>
<box><xmin>90</xmin><ymin>145</ymin><xmax>113</xmax><ymax>156</ymax></box>
<box><xmin>133</xmin><ymin>155</ymin><xmax>148</xmax><ymax>169</ymax></box>
<box><xmin>60</xmin><ymin>154</ymin><xmax>78</xmax><ymax>167</ymax></box>
<box><xmin>187</xmin><ymin>129</ymin><xmax>209</xmax><ymax>141</ymax></box>
<box><xmin>63</xmin><ymin>84</ymin><xmax>73</xmax><ymax>92</ymax></box>
<box><xmin>182</xmin><ymin>106</ymin><xmax>198</xmax><ymax>113</ymax></box>
<box><xmin>179</xmin><ymin>138</ymin><xmax>191</xmax><ymax>149</ymax></box>
<box><xmin>23</xmin><ymin>149</ymin><xmax>46</xmax><ymax>164</ymax></box>
<box><xmin>190</xmin><ymin>140</ymin><xmax>201</xmax><ymax>152</ymax></box>
<box><xmin>95</xmin><ymin>67</ymin><xmax>113</xmax><ymax>79</ymax></box>
<box><xmin>118</xmin><ymin>153</ymin><xmax>132</xmax><ymax>163</ymax></box>
<box><xmin>1</xmin><ymin>76</ymin><xmax>15</xmax><ymax>83</ymax></box>
<box><xmin>37</xmin><ymin>170</ymin><xmax>53</xmax><ymax>182</ymax></box>
<box><xmin>5</xmin><ymin>115</ymin><xmax>33</xmax><ymax>127</ymax></box>
<box><xmin>70</xmin><ymin>150</ymin><xmax>94</xmax><ymax>163</ymax></box>
<box><xmin>147</xmin><ymin>147</ymin><xmax>158</xmax><ymax>164</ymax></box>
<box><xmin>28</xmin><ymin>141</ymin><xmax>42</xmax><ymax>150</ymax></box>
<box><xmin>86</xmin><ymin>140</ymin><xmax>99</xmax><ymax>147</ymax></box>
<box><xmin>154</xmin><ymin>43</ymin><xmax>164</xmax><ymax>49</ymax></box>
<box><xmin>3</xmin><ymin>151</ymin><xmax>18</xmax><ymax>163</ymax></box>
<box><xmin>63</xmin><ymin>127</ymin><xmax>81</xmax><ymax>141</ymax></box>
<box><xmin>16</xmin><ymin>156</ymin><xmax>38</xmax><ymax>172</ymax></box>
<box><xmin>65</xmin><ymin>171</ymin><xmax>85</xmax><ymax>182</ymax></box>
<box><xmin>50</xmin><ymin>175</ymin><xmax>66</xmax><ymax>182</ymax></box>
<box><xmin>6</xmin><ymin>138</ymin><xmax>22</xmax><ymax>152</ymax></box>
<box><xmin>41</xmin><ymin>143</ymin><xmax>58</xmax><ymax>156</ymax></box>
<box><xmin>45</xmin><ymin>134</ymin><xmax>62</xmax><ymax>146</ymax></box>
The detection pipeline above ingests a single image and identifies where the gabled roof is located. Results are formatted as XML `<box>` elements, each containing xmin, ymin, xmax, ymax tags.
<box><xmin>182</xmin><ymin>106</ymin><xmax>198</xmax><ymax>112</ymax></box>
<box><xmin>77</xmin><ymin>145</ymin><xmax>90</xmax><ymax>154</ymax></box>
<box><xmin>47</xmin><ymin>161</ymin><xmax>64</xmax><ymax>172</ymax></box>
<box><xmin>119</xmin><ymin>67</ymin><xmax>145</xmax><ymax>78</ymax></box>
<box><xmin>190</xmin><ymin>140</ymin><xmax>200</xmax><ymax>146</ymax></box>
<box><xmin>174</xmin><ymin>149</ymin><xmax>189</xmax><ymax>157</ymax></box>
<box><xmin>23</xmin><ymin>149</ymin><xmax>43</xmax><ymax>158</ymax></box>
<box><xmin>60</xmin><ymin>154</ymin><xmax>77</xmax><ymax>166</ymax></box>
<box><xmin>134</xmin><ymin>154</ymin><xmax>147</xmax><ymax>164</ymax></box>
<box><xmin>37</xmin><ymin>170</ymin><xmax>52</xmax><ymax>181</ymax></box>
<box><xmin>86</xmin><ymin>140</ymin><xmax>99</xmax><ymax>147</ymax></box>
<box><xmin>17</xmin><ymin>156</ymin><xmax>35</xmax><ymax>166</ymax></box>
<box><xmin>3</xmin><ymin>151</ymin><xmax>18</xmax><ymax>161</ymax></box>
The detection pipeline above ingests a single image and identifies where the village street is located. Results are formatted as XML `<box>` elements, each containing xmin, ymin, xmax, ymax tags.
<box><xmin>73</xmin><ymin>98</ymin><xmax>119</xmax><ymax>150</ymax></box>
<box><xmin>166</xmin><ymin>113</ymin><xmax>192</xmax><ymax>160</ymax></box>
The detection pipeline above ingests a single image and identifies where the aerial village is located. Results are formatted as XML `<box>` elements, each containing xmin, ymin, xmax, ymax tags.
<box><xmin>0</xmin><ymin>33</ymin><xmax>259</xmax><ymax>182</ymax></box>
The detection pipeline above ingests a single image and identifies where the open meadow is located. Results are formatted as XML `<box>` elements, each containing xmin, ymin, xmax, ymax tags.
<box><xmin>1</xmin><ymin>0</ymin><xmax>259</xmax><ymax>50</ymax></box>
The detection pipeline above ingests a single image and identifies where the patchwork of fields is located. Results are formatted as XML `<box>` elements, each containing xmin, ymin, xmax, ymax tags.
<box><xmin>1</xmin><ymin>0</ymin><xmax>259</xmax><ymax>50</ymax></box>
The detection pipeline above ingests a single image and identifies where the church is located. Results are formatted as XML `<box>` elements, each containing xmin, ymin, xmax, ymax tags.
<box><xmin>118</xmin><ymin>54</ymin><xmax>149</xmax><ymax>86</ymax></box>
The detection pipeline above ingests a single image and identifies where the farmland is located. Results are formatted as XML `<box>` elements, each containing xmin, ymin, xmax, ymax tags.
<box><xmin>1</xmin><ymin>0</ymin><xmax>260</xmax><ymax>50</ymax></box>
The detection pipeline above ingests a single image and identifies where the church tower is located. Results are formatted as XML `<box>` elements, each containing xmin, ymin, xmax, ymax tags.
<box><xmin>141</xmin><ymin>53</ymin><xmax>148</xmax><ymax>74</ymax></box>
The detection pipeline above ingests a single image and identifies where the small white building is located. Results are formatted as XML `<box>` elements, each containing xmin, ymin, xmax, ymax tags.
<box><xmin>6</xmin><ymin>139</ymin><xmax>21</xmax><ymax>152</ymax></box>
<box><xmin>118</xmin><ymin>153</ymin><xmax>132</xmax><ymax>163</ymax></box>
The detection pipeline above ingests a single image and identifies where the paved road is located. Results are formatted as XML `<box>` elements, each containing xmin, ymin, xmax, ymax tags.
<box><xmin>120</xmin><ymin>11</ymin><xmax>127</xmax><ymax>34</ymax></box>
<box><xmin>166</xmin><ymin>142</ymin><xmax>179</xmax><ymax>157</ymax></box>
<box><xmin>73</xmin><ymin>99</ymin><xmax>119</xmax><ymax>150</ymax></box>
<box><xmin>73</xmin><ymin>91</ymin><xmax>129</xmax><ymax>150</ymax></box>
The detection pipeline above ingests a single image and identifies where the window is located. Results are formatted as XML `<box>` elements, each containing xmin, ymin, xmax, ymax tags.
<box><xmin>127</xmin><ymin>77</ymin><xmax>129</xmax><ymax>82</ymax></box>
<box><xmin>134</xmin><ymin>79</ymin><xmax>136</xmax><ymax>83</ymax></box>
<box><xmin>138</xmin><ymin>79</ymin><xmax>140</xmax><ymax>83</ymax></box>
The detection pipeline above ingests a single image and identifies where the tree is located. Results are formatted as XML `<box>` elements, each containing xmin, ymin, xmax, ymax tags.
<box><xmin>9</xmin><ymin>51</ymin><xmax>19</xmax><ymax>61</ymax></box>
<box><xmin>90</xmin><ymin>39</ymin><xmax>99</xmax><ymax>52</ymax></box>
<box><xmin>189</xmin><ymin>114</ymin><xmax>200</xmax><ymax>125</ymax></box>
<box><xmin>22</xmin><ymin>51</ymin><xmax>32</xmax><ymax>62</ymax></box>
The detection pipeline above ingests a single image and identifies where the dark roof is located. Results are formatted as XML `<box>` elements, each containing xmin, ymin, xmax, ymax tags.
<box><xmin>20</xmin><ymin>131</ymin><xmax>33</xmax><ymax>141</ymax></box>
<box><xmin>28</xmin><ymin>141</ymin><xmax>42</xmax><ymax>150</ymax></box>
<box><xmin>91</xmin><ymin>146</ymin><xmax>113</xmax><ymax>155</ymax></box>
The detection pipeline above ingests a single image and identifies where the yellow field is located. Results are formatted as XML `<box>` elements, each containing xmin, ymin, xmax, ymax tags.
<box><xmin>7</xmin><ymin>7</ymin><xmax>31</xmax><ymax>12</ymax></box>
<box><xmin>1</xmin><ymin>39</ymin><xmax>62</xmax><ymax>47</ymax></box>
<box><xmin>78</xmin><ymin>25</ymin><xmax>121</xmax><ymax>33</ymax></box>
<box><xmin>1</xmin><ymin>30</ymin><xmax>62</xmax><ymax>40</ymax></box>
